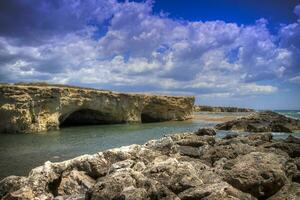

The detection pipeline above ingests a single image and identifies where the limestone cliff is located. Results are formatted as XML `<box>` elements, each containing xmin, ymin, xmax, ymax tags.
<box><xmin>0</xmin><ymin>84</ymin><xmax>194</xmax><ymax>134</ymax></box>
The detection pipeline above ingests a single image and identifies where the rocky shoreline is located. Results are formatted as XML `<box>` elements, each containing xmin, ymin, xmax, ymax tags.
<box><xmin>216</xmin><ymin>111</ymin><xmax>300</xmax><ymax>133</ymax></box>
<box><xmin>1</xmin><ymin>126</ymin><xmax>300</xmax><ymax>200</ymax></box>
<box><xmin>193</xmin><ymin>105</ymin><xmax>254</xmax><ymax>112</ymax></box>
<box><xmin>1</xmin><ymin>111</ymin><xmax>300</xmax><ymax>199</ymax></box>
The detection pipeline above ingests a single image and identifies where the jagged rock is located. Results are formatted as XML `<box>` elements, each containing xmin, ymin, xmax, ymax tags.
<box><xmin>294</xmin><ymin>157</ymin><xmax>300</xmax><ymax>169</ymax></box>
<box><xmin>0</xmin><ymin>176</ymin><xmax>28</xmax><ymax>198</ymax></box>
<box><xmin>285</xmin><ymin>135</ymin><xmax>300</xmax><ymax>144</ymax></box>
<box><xmin>57</xmin><ymin>170</ymin><xmax>96</xmax><ymax>196</ymax></box>
<box><xmin>0</xmin><ymin>84</ymin><xmax>194</xmax><ymax>133</ymax></box>
<box><xmin>119</xmin><ymin>186</ymin><xmax>148</xmax><ymax>200</ymax></box>
<box><xmin>247</xmin><ymin>132</ymin><xmax>273</xmax><ymax>142</ymax></box>
<box><xmin>87</xmin><ymin>168</ymin><xmax>180</xmax><ymax>200</ymax></box>
<box><xmin>267</xmin><ymin>183</ymin><xmax>300</xmax><ymax>200</ymax></box>
<box><xmin>215</xmin><ymin>111</ymin><xmax>300</xmax><ymax>133</ymax></box>
<box><xmin>86</xmin><ymin>169</ymin><xmax>138</xmax><ymax>200</ymax></box>
<box><xmin>144</xmin><ymin>137</ymin><xmax>175</xmax><ymax>154</ymax></box>
<box><xmin>2</xmin><ymin>186</ymin><xmax>34</xmax><ymax>200</ymax></box>
<box><xmin>264</xmin><ymin>139</ymin><xmax>300</xmax><ymax>158</ymax></box>
<box><xmin>177</xmin><ymin>146</ymin><xmax>201</xmax><ymax>158</ymax></box>
<box><xmin>175</xmin><ymin>139</ymin><xmax>205</xmax><ymax>147</ymax></box>
<box><xmin>194</xmin><ymin>127</ymin><xmax>216</xmax><ymax>136</ymax></box>
<box><xmin>0</xmin><ymin>132</ymin><xmax>299</xmax><ymax>199</ymax></box>
<box><xmin>284</xmin><ymin>159</ymin><xmax>300</xmax><ymax>183</ymax></box>
<box><xmin>223</xmin><ymin>133</ymin><xmax>239</xmax><ymax>139</ymax></box>
<box><xmin>220</xmin><ymin>152</ymin><xmax>288</xmax><ymax>199</ymax></box>
<box><xmin>201</xmin><ymin>136</ymin><xmax>257</xmax><ymax>166</ymax></box>
<box><xmin>246</xmin><ymin>132</ymin><xmax>273</xmax><ymax>146</ymax></box>
<box><xmin>178</xmin><ymin>182</ymin><xmax>257</xmax><ymax>200</ymax></box>
<box><xmin>145</xmin><ymin>158</ymin><xmax>203</xmax><ymax>194</ymax></box>
<box><xmin>170</xmin><ymin>133</ymin><xmax>216</xmax><ymax>146</ymax></box>
<box><xmin>54</xmin><ymin>194</ymin><xmax>85</xmax><ymax>200</ymax></box>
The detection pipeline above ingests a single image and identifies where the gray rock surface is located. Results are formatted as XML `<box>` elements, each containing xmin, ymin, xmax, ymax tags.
<box><xmin>0</xmin><ymin>128</ymin><xmax>299</xmax><ymax>199</ymax></box>
<box><xmin>215</xmin><ymin>111</ymin><xmax>300</xmax><ymax>133</ymax></box>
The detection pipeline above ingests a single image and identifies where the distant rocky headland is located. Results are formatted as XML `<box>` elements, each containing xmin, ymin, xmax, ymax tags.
<box><xmin>216</xmin><ymin>111</ymin><xmax>300</xmax><ymax>133</ymax></box>
<box><xmin>0</xmin><ymin>83</ymin><xmax>194</xmax><ymax>134</ymax></box>
<box><xmin>1</xmin><ymin>128</ymin><xmax>299</xmax><ymax>200</ymax></box>
<box><xmin>193</xmin><ymin>105</ymin><xmax>254</xmax><ymax>112</ymax></box>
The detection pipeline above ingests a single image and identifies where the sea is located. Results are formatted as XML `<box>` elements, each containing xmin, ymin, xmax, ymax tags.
<box><xmin>0</xmin><ymin>110</ymin><xmax>299</xmax><ymax>179</ymax></box>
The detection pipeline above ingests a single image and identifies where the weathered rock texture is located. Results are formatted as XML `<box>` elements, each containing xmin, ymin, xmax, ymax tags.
<box><xmin>0</xmin><ymin>84</ymin><xmax>194</xmax><ymax>133</ymax></box>
<box><xmin>193</xmin><ymin>105</ymin><xmax>254</xmax><ymax>112</ymax></box>
<box><xmin>1</xmin><ymin>128</ymin><xmax>300</xmax><ymax>200</ymax></box>
<box><xmin>215</xmin><ymin>111</ymin><xmax>300</xmax><ymax>133</ymax></box>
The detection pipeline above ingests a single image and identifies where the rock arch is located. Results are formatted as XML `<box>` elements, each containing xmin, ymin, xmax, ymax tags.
<box><xmin>0</xmin><ymin>84</ymin><xmax>194</xmax><ymax>133</ymax></box>
<box><xmin>59</xmin><ymin>109</ymin><xmax>124</xmax><ymax>127</ymax></box>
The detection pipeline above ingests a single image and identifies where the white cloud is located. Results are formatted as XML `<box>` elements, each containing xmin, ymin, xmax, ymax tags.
<box><xmin>238</xmin><ymin>84</ymin><xmax>278</xmax><ymax>95</ymax></box>
<box><xmin>200</xmin><ymin>92</ymin><xmax>233</xmax><ymax>98</ymax></box>
<box><xmin>289</xmin><ymin>76</ymin><xmax>300</xmax><ymax>84</ymax></box>
<box><xmin>0</xmin><ymin>1</ymin><xmax>298</xmax><ymax>100</ymax></box>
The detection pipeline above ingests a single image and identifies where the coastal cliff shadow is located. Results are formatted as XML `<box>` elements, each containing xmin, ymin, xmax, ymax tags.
<box><xmin>141</xmin><ymin>113</ymin><xmax>162</xmax><ymax>123</ymax></box>
<box><xmin>59</xmin><ymin>109</ymin><xmax>123</xmax><ymax>128</ymax></box>
<box><xmin>141</xmin><ymin>104</ymin><xmax>165</xmax><ymax>123</ymax></box>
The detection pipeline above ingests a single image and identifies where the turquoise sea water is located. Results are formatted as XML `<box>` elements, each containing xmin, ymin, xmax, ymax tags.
<box><xmin>0</xmin><ymin>111</ymin><xmax>299</xmax><ymax>179</ymax></box>
<box><xmin>275</xmin><ymin>110</ymin><xmax>300</xmax><ymax>119</ymax></box>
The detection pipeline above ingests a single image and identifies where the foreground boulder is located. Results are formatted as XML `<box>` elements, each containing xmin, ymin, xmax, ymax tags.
<box><xmin>267</xmin><ymin>183</ymin><xmax>300</xmax><ymax>200</ymax></box>
<box><xmin>215</xmin><ymin>111</ymin><xmax>300</xmax><ymax>133</ymax></box>
<box><xmin>220</xmin><ymin>152</ymin><xmax>288</xmax><ymax>199</ymax></box>
<box><xmin>1</xmin><ymin>128</ymin><xmax>300</xmax><ymax>199</ymax></box>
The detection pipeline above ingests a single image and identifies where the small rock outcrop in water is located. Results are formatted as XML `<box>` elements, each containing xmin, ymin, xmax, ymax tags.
<box><xmin>1</xmin><ymin>128</ymin><xmax>300</xmax><ymax>200</ymax></box>
<box><xmin>215</xmin><ymin>111</ymin><xmax>300</xmax><ymax>133</ymax></box>
<box><xmin>193</xmin><ymin>105</ymin><xmax>254</xmax><ymax>112</ymax></box>
<box><xmin>0</xmin><ymin>83</ymin><xmax>194</xmax><ymax>134</ymax></box>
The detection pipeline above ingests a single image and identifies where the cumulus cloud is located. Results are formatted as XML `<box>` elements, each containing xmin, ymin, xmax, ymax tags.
<box><xmin>294</xmin><ymin>4</ymin><xmax>300</xmax><ymax>17</ymax></box>
<box><xmin>0</xmin><ymin>0</ymin><xmax>299</xmax><ymax>100</ymax></box>
<box><xmin>0</xmin><ymin>0</ymin><xmax>118</xmax><ymax>45</ymax></box>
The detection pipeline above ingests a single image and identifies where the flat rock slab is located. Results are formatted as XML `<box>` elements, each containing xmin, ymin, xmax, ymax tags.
<box><xmin>215</xmin><ymin>111</ymin><xmax>300</xmax><ymax>133</ymax></box>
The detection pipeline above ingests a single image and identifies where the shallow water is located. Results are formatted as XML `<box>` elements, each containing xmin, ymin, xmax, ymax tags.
<box><xmin>275</xmin><ymin>110</ymin><xmax>300</xmax><ymax>119</ymax></box>
<box><xmin>0</xmin><ymin>111</ymin><xmax>299</xmax><ymax>179</ymax></box>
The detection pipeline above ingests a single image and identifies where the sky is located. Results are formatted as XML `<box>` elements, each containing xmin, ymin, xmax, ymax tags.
<box><xmin>0</xmin><ymin>0</ymin><xmax>300</xmax><ymax>109</ymax></box>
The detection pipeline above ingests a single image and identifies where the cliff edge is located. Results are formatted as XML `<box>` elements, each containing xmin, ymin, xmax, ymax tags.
<box><xmin>0</xmin><ymin>84</ymin><xmax>194</xmax><ymax>134</ymax></box>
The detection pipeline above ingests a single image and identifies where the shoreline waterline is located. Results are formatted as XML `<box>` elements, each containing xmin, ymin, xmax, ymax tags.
<box><xmin>0</xmin><ymin>111</ymin><xmax>299</xmax><ymax>180</ymax></box>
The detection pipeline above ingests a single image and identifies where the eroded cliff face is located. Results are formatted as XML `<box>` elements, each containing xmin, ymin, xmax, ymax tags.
<box><xmin>0</xmin><ymin>84</ymin><xmax>194</xmax><ymax>133</ymax></box>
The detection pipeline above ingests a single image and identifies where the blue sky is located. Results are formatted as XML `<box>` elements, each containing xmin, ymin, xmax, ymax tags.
<box><xmin>0</xmin><ymin>0</ymin><xmax>300</xmax><ymax>109</ymax></box>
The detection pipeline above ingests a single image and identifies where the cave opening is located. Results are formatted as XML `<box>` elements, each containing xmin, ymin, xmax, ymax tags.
<box><xmin>141</xmin><ymin>107</ymin><xmax>164</xmax><ymax>123</ymax></box>
<box><xmin>59</xmin><ymin>109</ymin><xmax>121</xmax><ymax>127</ymax></box>
<box><xmin>141</xmin><ymin>113</ymin><xmax>160</xmax><ymax>123</ymax></box>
